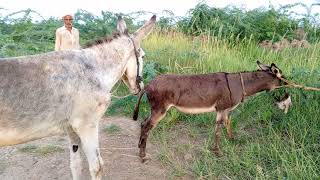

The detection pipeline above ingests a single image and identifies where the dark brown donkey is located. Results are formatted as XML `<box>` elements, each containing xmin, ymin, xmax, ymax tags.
<box><xmin>133</xmin><ymin>61</ymin><xmax>286</xmax><ymax>161</ymax></box>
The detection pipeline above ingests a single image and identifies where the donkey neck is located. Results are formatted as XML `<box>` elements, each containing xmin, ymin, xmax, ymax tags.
<box><xmin>240</xmin><ymin>71</ymin><xmax>276</xmax><ymax>97</ymax></box>
<box><xmin>83</xmin><ymin>37</ymin><xmax>134</xmax><ymax>91</ymax></box>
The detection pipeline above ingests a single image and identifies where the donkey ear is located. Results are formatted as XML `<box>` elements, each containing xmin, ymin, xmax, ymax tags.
<box><xmin>133</xmin><ymin>15</ymin><xmax>156</xmax><ymax>45</ymax></box>
<box><xmin>271</xmin><ymin>63</ymin><xmax>278</xmax><ymax>68</ymax></box>
<box><xmin>270</xmin><ymin>63</ymin><xmax>283</xmax><ymax>78</ymax></box>
<box><xmin>116</xmin><ymin>16</ymin><xmax>128</xmax><ymax>34</ymax></box>
<box><xmin>271</xmin><ymin>64</ymin><xmax>282</xmax><ymax>75</ymax></box>
<box><xmin>271</xmin><ymin>66</ymin><xmax>278</xmax><ymax>74</ymax></box>
<box><xmin>257</xmin><ymin>60</ymin><xmax>270</xmax><ymax>71</ymax></box>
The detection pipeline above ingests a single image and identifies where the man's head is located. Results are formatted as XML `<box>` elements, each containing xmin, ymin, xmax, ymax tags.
<box><xmin>62</xmin><ymin>15</ymin><xmax>73</xmax><ymax>29</ymax></box>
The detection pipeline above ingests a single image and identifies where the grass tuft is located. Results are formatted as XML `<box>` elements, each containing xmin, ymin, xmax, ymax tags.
<box><xmin>19</xmin><ymin>144</ymin><xmax>64</xmax><ymax>156</ymax></box>
<box><xmin>103</xmin><ymin>124</ymin><xmax>122</xmax><ymax>135</ymax></box>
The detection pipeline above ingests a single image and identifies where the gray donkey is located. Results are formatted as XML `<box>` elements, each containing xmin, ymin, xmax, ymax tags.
<box><xmin>0</xmin><ymin>15</ymin><xmax>156</xmax><ymax>180</ymax></box>
<box><xmin>133</xmin><ymin>61</ymin><xmax>286</xmax><ymax>162</ymax></box>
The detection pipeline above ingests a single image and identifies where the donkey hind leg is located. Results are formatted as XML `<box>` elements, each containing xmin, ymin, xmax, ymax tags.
<box><xmin>74</xmin><ymin>120</ymin><xmax>103</xmax><ymax>180</ymax></box>
<box><xmin>223</xmin><ymin>116</ymin><xmax>233</xmax><ymax>139</ymax></box>
<box><xmin>138</xmin><ymin>108</ymin><xmax>166</xmax><ymax>162</ymax></box>
<box><xmin>212</xmin><ymin>111</ymin><xmax>228</xmax><ymax>156</ymax></box>
<box><xmin>67</xmin><ymin>127</ymin><xmax>84</xmax><ymax>180</ymax></box>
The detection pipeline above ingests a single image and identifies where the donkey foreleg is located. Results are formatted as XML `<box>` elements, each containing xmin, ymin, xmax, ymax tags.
<box><xmin>70</xmin><ymin>99</ymin><xmax>108</xmax><ymax>180</ymax></box>
<box><xmin>67</xmin><ymin>127</ymin><xmax>84</xmax><ymax>180</ymax></box>
<box><xmin>75</xmin><ymin>121</ymin><xmax>103</xmax><ymax>180</ymax></box>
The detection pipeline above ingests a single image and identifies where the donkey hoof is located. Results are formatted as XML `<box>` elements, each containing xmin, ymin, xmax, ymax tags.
<box><xmin>139</xmin><ymin>150</ymin><xmax>151</xmax><ymax>163</ymax></box>
<box><xmin>139</xmin><ymin>150</ymin><xmax>146</xmax><ymax>158</ymax></box>
<box><xmin>141</xmin><ymin>155</ymin><xmax>151</xmax><ymax>163</ymax></box>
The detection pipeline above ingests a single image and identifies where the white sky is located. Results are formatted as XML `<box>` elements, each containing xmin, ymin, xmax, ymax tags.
<box><xmin>0</xmin><ymin>0</ymin><xmax>319</xmax><ymax>19</ymax></box>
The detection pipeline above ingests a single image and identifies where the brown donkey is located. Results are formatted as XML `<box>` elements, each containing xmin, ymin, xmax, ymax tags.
<box><xmin>133</xmin><ymin>61</ymin><xmax>286</xmax><ymax>161</ymax></box>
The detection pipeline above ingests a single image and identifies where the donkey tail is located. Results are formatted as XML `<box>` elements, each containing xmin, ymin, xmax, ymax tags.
<box><xmin>133</xmin><ymin>90</ymin><xmax>145</xmax><ymax>121</ymax></box>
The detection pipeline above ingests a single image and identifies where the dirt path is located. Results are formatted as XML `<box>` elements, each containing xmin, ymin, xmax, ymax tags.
<box><xmin>0</xmin><ymin>117</ymin><xmax>168</xmax><ymax>180</ymax></box>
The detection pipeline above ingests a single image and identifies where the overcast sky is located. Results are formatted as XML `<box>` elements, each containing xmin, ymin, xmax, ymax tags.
<box><xmin>0</xmin><ymin>0</ymin><xmax>319</xmax><ymax>19</ymax></box>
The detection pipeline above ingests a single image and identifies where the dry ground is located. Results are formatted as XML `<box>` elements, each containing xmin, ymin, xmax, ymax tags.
<box><xmin>0</xmin><ymin>117</ymin><xmax>168</xmax><ymax>180</ymax></box>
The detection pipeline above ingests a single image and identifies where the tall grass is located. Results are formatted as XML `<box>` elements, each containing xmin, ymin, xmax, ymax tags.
<box><xmin>109</xmin><ymin>31</ymin><xmax>320</xmax><ymax>179</ymax></box>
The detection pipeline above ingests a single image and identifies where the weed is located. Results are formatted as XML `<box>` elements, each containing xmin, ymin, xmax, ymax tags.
<box><xmin>19</xmin><ymin>145</ymin><xmax>64</xmax><ymax>156</ymax></box>
<box><xmin>103</xmin><ymin>124</ymin><xmax>121</xmax><ymax>135</ymax></box>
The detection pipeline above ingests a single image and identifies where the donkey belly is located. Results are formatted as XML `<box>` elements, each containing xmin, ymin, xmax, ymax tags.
<box><xmin>0</xmin><ymin>123</ymin><xmax>64</xmax><ymax>147</ymax></box>
<box><xmin>174</xmin><ymin>103</ymin><xmax>217</xmax><ymax>114</ymax></box>
<box><xmin>0</xmin><ymin>109</ymin><xmax>66</xmax><ymax>147</ymax></box>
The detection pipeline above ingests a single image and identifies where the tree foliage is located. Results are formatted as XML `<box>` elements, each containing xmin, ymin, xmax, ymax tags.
<box><xmin>177</xmin><ymin>2</ymin><xmax>320</xmax><ymax>42</ymax></box>
<box><xmin>0</xmin><ymin>9</ymin><xmax>139</xmax><ymax>57</ymax></box>
<box><xmin>0</xmin><ymin>2</ymin><xmax>319</xmax><ymax>57</ymax></box>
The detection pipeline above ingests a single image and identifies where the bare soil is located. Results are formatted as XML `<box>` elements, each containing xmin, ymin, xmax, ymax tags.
<box><xmin>0</xmin><ymin>117</ymin><xmax>168</xmax><ymax>180</ymax></box>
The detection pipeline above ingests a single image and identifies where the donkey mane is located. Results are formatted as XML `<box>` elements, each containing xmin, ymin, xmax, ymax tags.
<box><xmin>227</xmin><ymin>70</ymin><xmax>277</xmax><ymax>78</ymax></box>
<box><xmin>84</xmin><ymin>31</ymin><xmax>129</xmax><ymax>48</ymax></box>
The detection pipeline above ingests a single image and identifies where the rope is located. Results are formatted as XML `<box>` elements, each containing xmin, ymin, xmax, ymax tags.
<box><xmin>111</xmin><ymin>82</ymin><xmax>133</xmax><ymax>99</ymax></box>
<box><xmin>239</xmin><ymin>73</ymin><xmax>246</xmax><ymax>102</ymax></box>
<box><xmin>276</xmin><ymin>77</ymin><xmax>320</xmax><ymax>91</ymax></box>
<box><xmin>110</xmin><ymin>37</ymin><xmax>140</xmax><ymax>99</ymax></box>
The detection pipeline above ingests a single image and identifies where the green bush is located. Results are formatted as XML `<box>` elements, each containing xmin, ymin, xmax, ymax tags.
<box><xmin>177</xmin><ymin>2</ymin><xmax>320</xmax><ymax>42</ymax></box>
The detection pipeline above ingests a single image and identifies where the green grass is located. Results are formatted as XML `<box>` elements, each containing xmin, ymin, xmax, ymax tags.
<box><xmin>103</xmin><ymin>124</ymin><xmax>122</xmax><ymax>135</ymax></box>
<box><xmin>108</xmin><ymin>31</ymin><xmax>320</xmax><ymax>179</ymax></box>
<box><xmin>19</xmin><ymin>144</ymin><xmax>38</xmax><ymax>153</ymax></box>
<box><xmin>19</xmin><ymin>144</ymin><xmax>64</xmax><ymax>156</ymax></box>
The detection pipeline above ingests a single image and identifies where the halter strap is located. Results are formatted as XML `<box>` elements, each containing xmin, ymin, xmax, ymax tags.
<box><xmin>129</xmin><ymin>37</ymin><xmax>143</xmax><ymax>87</ymax></box>
<box><xmin>239</xmin><ymin>73</ymin><xmax>246</xmax><ymax>102</ymax></box>
<box><xmin>224</xmin><ymin>73</ymin><xmax>233</xmax><ymax>103</ymax></box>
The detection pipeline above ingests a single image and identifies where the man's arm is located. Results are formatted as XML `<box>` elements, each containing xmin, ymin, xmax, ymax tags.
<box><xmin>55</xmin><ymin>29</ymin><xmax>61</xmax><ymax>51</ymax></box>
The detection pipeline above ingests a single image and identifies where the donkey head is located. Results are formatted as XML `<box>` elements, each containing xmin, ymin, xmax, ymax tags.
<box><xmin>121</xmin><ymin>47</ymin><xmax>146</xmax><ymax>93</ymax></box>
<box><xmin>116</xmin><ymin>15</ymin><xmax>156</xmax><ymax>95</ymax></box>
<box><xmin>257</xmin><ymin>60</ymin><xmax>286</xmax><ymax>90</ymax></box>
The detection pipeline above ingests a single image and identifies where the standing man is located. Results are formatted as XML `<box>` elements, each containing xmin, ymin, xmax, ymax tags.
<box><xmin>55</xmin><ymin>14</ymin><xmax>80</xmax><ymax>51</ymax></box>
